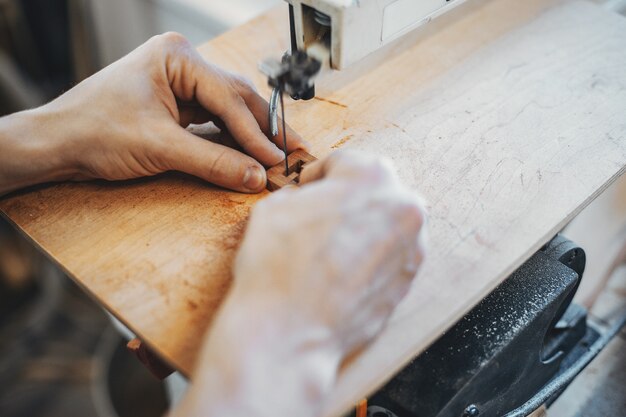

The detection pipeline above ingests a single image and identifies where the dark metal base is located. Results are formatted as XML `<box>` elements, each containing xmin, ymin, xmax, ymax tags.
<box><xmin>354</xmin><ymin>235</ymin><xmax>590</xmax><ymax>417</ymax></box>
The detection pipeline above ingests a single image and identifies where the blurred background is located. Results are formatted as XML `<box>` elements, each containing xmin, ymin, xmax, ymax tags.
<box><xmin>0</xmin><ymin>0</ymin><xmax>280</xmax><ymax>116</ymax></box>
<box><xmin>0</xmin><ymin>0</ymin><xmax>625</xmax><ymax>417</ymax></box>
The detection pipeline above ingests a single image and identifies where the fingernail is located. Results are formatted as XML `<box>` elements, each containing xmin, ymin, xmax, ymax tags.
<box><xmin>272</xmin><ymin>145</ymin><xmax>286</xmax><ymax>160</ymax></box>
<box><xmin>243</xmin><ymin>165</ymin><xmax>265</xmax><ymax>191</ymax></box>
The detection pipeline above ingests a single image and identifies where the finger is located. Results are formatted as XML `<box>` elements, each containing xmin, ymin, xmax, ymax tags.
<box><xmin>178</xmin><ymin>104</ymin><xmax>213</xmax><ymax>127</ymax></box>
<box><xmin>161</xmin><ymin>124</ymin><xmax>268</xmax><ymax>193</ymax></box>
<box><xmin>298</xmin><ymin>157</ymin><xmax>334</xmax><ymax>184</ymax></box>
<box><xmin>388</xmin><ymin>198</ymin><xmax>427</xmax><ymax>283</ymax></box>
<box><xmin>191</xmin><ymin>66</ymin><xmax>286</xmax><ymax>167</ymax></box>
<box><xmin>232</xmin><ymin>82</ymin><xmax>311</xmax><ymax>153</ymax></box>
<box><xmin>300</xmin><ymin>151</ymin><xmax>398</xmax><ymax>185</ymax></box>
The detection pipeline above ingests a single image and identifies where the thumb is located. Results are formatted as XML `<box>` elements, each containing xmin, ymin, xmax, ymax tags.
<box><xmin>162</xmin><ymin>125</ymin><xmax>268</xmax><ymax>193</ymax></box>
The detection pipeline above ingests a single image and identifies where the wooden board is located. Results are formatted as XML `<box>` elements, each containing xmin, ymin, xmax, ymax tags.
<box><xmin>2</xmin><ymin>0</ymin><xmax>626</xmax><ymax>415</ymax></box>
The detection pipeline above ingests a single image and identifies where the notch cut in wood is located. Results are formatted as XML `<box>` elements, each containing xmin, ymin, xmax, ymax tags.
<box><xmin>266</xmin><ymin>149</ymin><xmax>317</xmax><ymax>191</ymax></box>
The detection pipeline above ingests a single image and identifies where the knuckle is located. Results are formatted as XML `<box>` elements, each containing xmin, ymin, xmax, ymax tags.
<box><xmin>331</xmin><ymin>152</ymin><xmax>398</xmax><ymax>184</ymax></box>
<box><xmin>230</xmin><ymin>75</ymin><xmax>257</xmax><ymax>96</ymax></box>
<box><xmin>402</xmin><ymin>202</ymin><xmax>425</xmax><ymax>228</ymax></box>
<box><xmin>214</xmin><ymin>86</ymin><xmax>245</xmax><ymax>118</ymax></box>
<box><xmin>368</xmin><ymin>165</ymin><xmax>390</xmax><ymax>183</ymax></box>
<box><xmin>367</xmin><ymin>158</ymin><xmax>397</xmax><ymax>181</ymax></box>
<box><xmin>369</xmin><ymin>157</ymin><xmax>392</xmax><ymax>171</ymax></box>
<box><xmin>394</xmin><ymin>201</ymin><xmax>423</xmax><ymax>225</ymax></box>
<box><xmin>157</xmin><ymin>31</ymin><xmax>190</xmax><ymax>49</ymax></box>
<box><xmin>233</xmin><ymin>90</ymin><xmax>247</xmax><ymax>107</ymax></box>
<box><xmin>226</xmin><ymin>81</ymin><xmax>246</xmax><ymax>102</ymax></box>
<box><xmin>391</xmin><ymin>195</ymin><xmax>426</xmax><ymax>229</ymax></box>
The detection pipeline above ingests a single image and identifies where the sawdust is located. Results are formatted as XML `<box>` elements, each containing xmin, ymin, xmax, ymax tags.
<box><xmin>332</xmin><ymin>135</ymin><xmax>354</xmax><ymax>149</ymax></box>
<box><xmin>313</xmin><ymin>96</ymin><xmax>348</xmax><ymax>108</ymax></box>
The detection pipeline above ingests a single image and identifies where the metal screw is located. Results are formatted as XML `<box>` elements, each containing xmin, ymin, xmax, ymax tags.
<box><xmin>463</xmin><ymin>404</ymin><xmax>480</xmax><ymax>417</ymax></box>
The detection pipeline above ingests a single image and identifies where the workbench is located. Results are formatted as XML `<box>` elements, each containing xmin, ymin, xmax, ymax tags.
<box><xmin>1</xmin><ymin>0</ymin><xmax>625</xmax><ymax>416</ymax></box>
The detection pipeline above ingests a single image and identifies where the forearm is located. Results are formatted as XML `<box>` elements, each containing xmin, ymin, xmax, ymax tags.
<box><xmin>0</xmin><ymin>107</ymin><xmax>77</xmax><ymax>196</ymax></box>
<box><xmin>170</xmin><ymin>294</ymin><xmax>342</xmax><ymax>417</ymax></box>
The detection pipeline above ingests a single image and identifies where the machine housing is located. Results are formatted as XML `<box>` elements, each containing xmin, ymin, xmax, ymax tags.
<box><xmin>286</xmin><ymin>0</ymin><xmax>469</xmax><ymax>69</ymax></box>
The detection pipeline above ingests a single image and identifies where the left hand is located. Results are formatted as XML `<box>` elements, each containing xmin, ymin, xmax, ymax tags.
<box><xmin>0</xmin><ymin>32</ymin><xmax>306</xmax><ymax>196</ymax></box>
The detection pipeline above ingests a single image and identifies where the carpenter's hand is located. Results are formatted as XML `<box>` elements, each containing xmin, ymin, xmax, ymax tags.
<box><xmin>173</xmin><ymin>152</ymin><xmax>426</xmax><ymax>417</ymax></box>
<box><xmin>0</xmin><ymin>32</ymin><xmax>305</xmax><ymax>196</ymax></box>
<box><xmin>233</xmin><ymin>151</ymin><xmax>426</xmax><ymax>353</ymax></box>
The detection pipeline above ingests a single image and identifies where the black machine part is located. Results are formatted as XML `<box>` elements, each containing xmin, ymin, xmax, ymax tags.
<box><xmin>267</xmin><ymin>50</ymin><xmax>321</xmax><ymax>100</ymax></box>
<box><xmin>288</xmin><ymin>4</ymin><xmax>317</xmax><ymax>100</ymax></box>
<box><xmin>364</xmin><ymin>235</ymin><xmax>588</xmax><ymax>417</ymax></box>
<box><xmin>262</xmin><ymin>5</ymin><xmax>325</xmax><ymax>101</ymax></box>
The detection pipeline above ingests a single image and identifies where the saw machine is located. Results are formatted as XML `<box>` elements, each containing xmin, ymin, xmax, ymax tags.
<box><xmin>346</xmin><ymin>235</ymin><xmax>624</xmax><ymax>417</ymax></box>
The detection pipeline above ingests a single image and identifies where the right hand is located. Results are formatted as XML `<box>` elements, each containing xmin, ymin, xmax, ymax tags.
<box><xmin>232</xmin><ymin>150</ymin><xmax>427</xmax><ymax>356</ymax></box>
<box><xmin>174</xmin><ymin>151</ymin><xmax>427</xmax><ymax>417</ymax></box>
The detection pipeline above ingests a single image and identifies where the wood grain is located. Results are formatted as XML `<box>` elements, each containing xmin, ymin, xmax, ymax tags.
<box><xmin>1</xmin><ymin>1</ymin><xmax>626</xmax><ymax>416</ymax></box>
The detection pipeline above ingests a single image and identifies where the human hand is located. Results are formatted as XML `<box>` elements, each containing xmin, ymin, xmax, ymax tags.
<box><xmin>232</xmin><ymin>150</ymin><xmax>427</xmax><ymax>354</ymax></box>
<box><xmin>0</xmin><ymin>32</ymin><xmax>305</xmax><ymax>196</ymax></box>
<box><xmin>173</xmin><ymin>152</ymin><xmax>426</xmax><ymax>417</ymax></box>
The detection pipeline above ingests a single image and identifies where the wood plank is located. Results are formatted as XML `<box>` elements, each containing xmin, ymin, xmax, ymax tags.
<box><xmin>1</xmin><ymin>1</ymin><xmax>626</xmax><ymax>416</ymax></box>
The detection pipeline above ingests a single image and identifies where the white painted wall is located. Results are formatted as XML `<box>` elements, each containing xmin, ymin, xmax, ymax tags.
<box><xmin>89</xmin><ymin>0</ymin><xmax>280</xmax><ymax>66</ymax></box>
